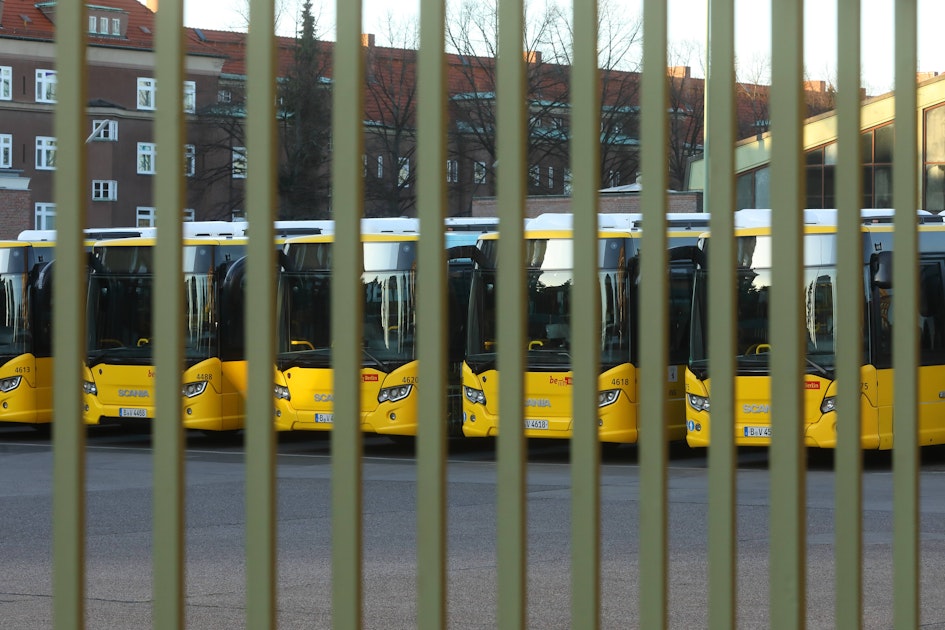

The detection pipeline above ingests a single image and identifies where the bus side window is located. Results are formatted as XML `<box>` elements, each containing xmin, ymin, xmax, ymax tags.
<box><xmin>919</xmin><ymin>262</ymin><xmax>945</xmax><ymax>365</ymax></box>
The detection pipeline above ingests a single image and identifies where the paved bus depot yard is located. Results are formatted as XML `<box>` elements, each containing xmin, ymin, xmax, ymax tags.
<box><xmin>2</xmin><ymin>424</ymin><xmax>945</xmax><ymax>629</ymax></box>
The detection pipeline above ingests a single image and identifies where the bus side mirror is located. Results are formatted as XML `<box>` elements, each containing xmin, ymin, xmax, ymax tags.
<box><xmin>871</xmin><ymin>250</ymin><xmax>892</xmax><ymax>289</ymax></box>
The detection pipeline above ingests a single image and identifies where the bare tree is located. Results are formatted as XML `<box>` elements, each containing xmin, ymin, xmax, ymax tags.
<box><xmin>362</xmin><ymin>16</ymin><xmax>421</xmax><ymax>216</ymax></box>
<box><xmin>666</xmin><ymin>41</ymin><xmax>706</xmax><ymax>191</ymax></box>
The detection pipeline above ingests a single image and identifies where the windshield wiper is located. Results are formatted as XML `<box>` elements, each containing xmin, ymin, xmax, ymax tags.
<box><xmin>362</xmin><ymin>347</ymin><xmax>389</xmax><ymax>373</ymax></box>
<box><xmin>805</xmin><ymin>355</ymin><xmax>830</xmax><ymax>377</ymax></box>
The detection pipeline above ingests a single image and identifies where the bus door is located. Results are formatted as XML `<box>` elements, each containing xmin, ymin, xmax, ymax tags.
<box><xmin>917</xmin><ymin>259</ymin><xmax>945</xmax><ymax>445</ymax></box>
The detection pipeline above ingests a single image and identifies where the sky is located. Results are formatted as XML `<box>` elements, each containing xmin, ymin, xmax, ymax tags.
<box><xmin>177</xmin><ymin>0</ymin><xmax>945</xmax><ymax>96</ymax></box>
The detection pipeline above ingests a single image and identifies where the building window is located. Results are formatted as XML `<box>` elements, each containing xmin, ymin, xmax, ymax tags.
<box><xmin>35</xmin><ymin>70</ymin><xmax>57</xmax><ymax>103</ymax></box>
<box><xmin>183</xmin><ymin>81</ymin><xmax>196</xmax><ymax>113</ymax></box>
<box><xmin>607</xmin><ymin>170</ymin><xmax>621</xmax><ymax>188</ymax></box>
<box><xmin>90</xmin><ymin>119</ymin><xmax>118</xmax><ymax>141</ymax></box>
<box><xmin>474</xmin><ymin>161</ymin><xmax>487</xmax><ymax>185</ymax></box>
<box><xmin>563</xmin><ymin>168</ymin><xmax>572</xmax><ymax>195</ymax></box>
<box><xmin>184</xmin><ymin>144</ymin><xmax>195</xmax><ymax>177</ymax></box>
<box><xmin>376</xmin><ymin>155</ymin><xmax>384</xmax><ymax>178</ymax></box>
<box><xmin>398</xmin><ymin>157</ymin><xmax>410</xmax><ymax>187</ymax></box>
<box><xmin>182</xmin><ymin>208</ymin><xmax>195</xmax><ymax>221</ymax></box>
<box><xmin>529</xmin><ymin>164</ymin><xmax>540</xmax><ymax>187</ymax></box>
<box><xmin>34</xmin><ymin>203</ymin><xmax>56</xmax><ymax>229</ymax></box>
<box><xmin>362</xmin><ymin>154</ymin><xmax>368</xmax><ymax>177</ymax></box>
<box><xmin>92</xmin><ymin>180</ymin><xmax>118</xmax><ymax>201</ymax></box>
<box><xmin>217</xmin><ymin>89</ymin><xmax>232</xmax><ymax>104</ymax></box>
<box><xmin>35</xmin><ymin>136</ymin><xmax>56</xmax><ymax>170</ymax></box>
<box><xmin>88</xmin><ymin>16</ymin><xmax>97</xmax><ymax>32</ymax></box>
<box><xmin>547</xmin><ymin>166</ymin><xmax>554</xmax><ymax>189</ymax></box>
<box><xmin>137</xmin><ymin>143</ymin><xmax>156</xmax><ymax>175</ymax></box>
<box><xmin>112</xmin><ymin>17</ymin><xmax>121</xmax><ymax>35</ymax></box>
<box><xmin>231</xmin><ymin>209</ymin><xmax>245</xmax><ymax>221</ymax></box>
<box><xmin>99</xmin><ymin>17</ymin><xmax>109</xmax><ymax>34</ymax></box>
<box><xmin>232</xmin><ymin>146</ymin><xmax>247</xmax><ymax>178</ymax></box>
<box><xmin>137</xmin><ymin>77</ymin><xmax>156</xmax><ymax>110</ymax></box>
<box><xmin>0</xmin><ymin>134</ymin><xmax>11</xmax><ymax>168</ymax></box>
<box><xmin>136</xmin><ymin>206</ymin><xmax>155</xmax><ymax>227</ymax></box>
<box><xmin>447</xmin><ymin>160</ymin><xmax>458</xmax><ymax>183</ymax></box>
<box><xmin>0</xmin><ymin>66</ymin><xmax>11</xmax><ymax>101</ymax></box>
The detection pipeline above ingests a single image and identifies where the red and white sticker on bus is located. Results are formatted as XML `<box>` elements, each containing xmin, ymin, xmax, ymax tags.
<box><xmin>805</xmin><ymin>381</ymin><xmax>821</xmax><ymax>390</ymax></box>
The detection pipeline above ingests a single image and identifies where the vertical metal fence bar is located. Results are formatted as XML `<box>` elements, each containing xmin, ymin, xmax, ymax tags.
<box><xmin>416</xmin><ymin>0</ymin><xmax>448</xmax><ymax>626</ymax></box>
<box><xmin>153</xmin><ymin>0</ymin><xmax>186</xmax><ymax>626</ymax></box>
<box><xmin>834</xmin><ymin>0</ymin><xmax>864</xmax><ymax>625</ymax></box>
<box><xmin>639</xmin><ymin>1</ymin><xmax>669</xmax><ymax>627</ymax></box>
<box><xmin>768</xmin><ymin>0</ymin><xmax>806</xmax><ymax>627</ymax></box>
<box><xmin>704</xmin><ymin>0</ymin><xmax>737</xmax><ymax>626</ymax></box>
<box><xmin>331</xmin><ymin>0</ymin><xmax>365</xmax><ymax>625</ymax></box>
<box><xmin>496</xmin><ymin>0</ymin><xmax>527</xmax><ymax>624</ymax></box>
<box><xmin>245</xmin><ymin>0</ymin><xmax>278</xmax><ymax>626</ymax></box>
<box><xmin>892</xmin><ymin>2</ymin><xmax>919</xmax><ymax>628</ymax></box>
<box><xmin>569</xmin><ymin>0</ymin><xmax>601</xmax><ymax>626</ymax></box>
<box><xmin>52</xmin><ymin>3</ymin><xmax>87</xmax><ymax>628</ymax></box>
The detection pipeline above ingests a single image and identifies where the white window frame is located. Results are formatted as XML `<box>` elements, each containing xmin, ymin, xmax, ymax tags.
<box><xmin>137</xmin><ymin>77</ymin><xmax>156</xmax><ymax>111</ymax></box>
<box><xmin>184</xmin><ymin>144</ymin><xmax>195</xmax><ymax>177</ymax></box>
<box><xmin>137</xmin><ymin>142</ymin><xmax>157</xmax><ymax>175</ymax></box>
<box><xmin>217</xmin><ymin>89</ymin><xmax>232</xmax><ymax>104</ymax></box>
<box><xmin>35</xmin><ymin>136</ymin><xmax>56</xmax><ymax>170</ymax></box>
<box><xmin>362</xmin><ymin>154</ymin><xmax>367</xmax><ymax>177</ymax></box>
<box><xmin>547</xmin><ymin>166</ymin><xmax>554</xmax><ymax>189</ymax></box>
<box><xmin>232</xmin><ymin>146</ymin><xmax>247</xmax><ymax>179</ymax></box>
<box><xmin>231</xmin><ymin>209</ymin><xmax>245</xmax><ymax>221</ymax></box>
<box><xmin>112</xmin><ymin>17</ymin><xmax>121</xmax><ymax>35</ymax></box>
<box><xmin>0</xmin><ymin>66</ymin><xmax>11</xmax><ymax>101</ymax></box>
<box><xmin>34</xmin><ymin>203</ymin><xmax>56</xmax><ymax>230</ymax></box>
<box><xmin>182</xmin><ymin>208</ymin><xmax>195</xmax><ymax>222</ymax></box>
<box><xmin>92</xmin><ymin>180</ymin><xmax>118</xmax><ymax>201</ymax></box>
<box><xmin>99</xmin><ymin>17</ymin><xmax>109</xmax><ymax>34</ymax></box>
<box><xmin>397</xmin><ymin>157</ymin><xmax>410</xmax><ymax>188</ymax></box>
<box><xmin>183</xmin><ymin>81</ymin><xmax>196</xmax><ymax>113</ymax></box>
<box><xmin>136</xmin><ymin>206</ymin><xmax>155</xmax><ymax>227</ymax></box>
<box><xmin>90</xmin><ymin>119</ymin><xmax>118</xmax><ymax>142</ymax></box>
<box><xmin>35</xmin><ymin>70</ymin><xmax>57</xmax><ymax>103</ymax></box>
<box><xmin>474</xmin><ymin>161</ymin><xmax>487</xmax><ymax>185</ymax></box>
<box><xmin>0</xmin><ymin>134</ymin><xmax>11</xmax><ymax>169</ymax></box>
<box><xmin>446</xmin><ymin>159</ymin><xmax>458</xmax><ymax>183</ymax></box>
<box><xmin>529</xmin><ymin>164</ymin><xmax>540</xmax><ymax>186</ymax></box>
<box><xmin>563</xmin><ymin>168</ymin><xmax>573</xmax><ymax>195</ymax></box>
<box><xmin>88</xmin><ymin>16</ymin><xmax>98</xmax><ymax>33</ymax></box>
<box><xmin>376</xmin><ymin>155</ymin><xmax>384</xmax><ymax>178</ymax></box>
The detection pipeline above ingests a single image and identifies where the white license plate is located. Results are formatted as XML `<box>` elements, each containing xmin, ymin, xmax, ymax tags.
<box><xmin>743</xmin><ymin>426</ymin><xmax>771</xmax><ymax>438</ymax></box>
<box><xmin>525</xmin><ymin>419</ymin><xmax>548</xmax><ymax>430</ymax></box>
<box><xmin>315</xmin><ymin>413</ymin><xmax>334</xmax><ymax>424</ymax></box>
<box><xmin>119</xmin><ymin>408</ymin><xmax>148</xmax><ymax>418</ymax></box>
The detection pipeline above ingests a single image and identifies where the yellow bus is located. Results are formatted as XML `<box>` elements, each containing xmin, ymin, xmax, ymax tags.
<box><xmin>684</xmin><ymin>208</ymin><xmax>945</xmax><ymax>449</ymax></box>
<box><xmin>273</xmin><ymin>217</ymin><xmax>497</xmax><ymax>438</ymax></box>
<box><xmin>0</xmin><ymin>228</ymin><xmax>158</xmax><ymax>428</ymax></box>
<box><xmin>0</xmin><ymin>239</ymin><xmax>56</xmax><ymax>427</ymax></box>
<box><xmin>461</xmin><ymin>212</ymin><xmax>710</xmax><ymax>444</ymax></box>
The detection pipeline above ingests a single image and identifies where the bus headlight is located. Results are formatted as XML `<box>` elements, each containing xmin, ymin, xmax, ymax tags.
<box><xmin>687</xmin><ymin>393</ymin><xmax>710</xmax><ymax>412</ymax></box>
<box><xmin>274</xmin><ymin>384</ymin><xmax>290</xmax><ymax>401</ymax></box>
<box><xmin>598</xmin><ymin>389</ymin><xmax>620</xmax><ymax>408</ymax></box>
<box><xmin>182</xmin><ymin>381</ymin><xmax>208</xmax><ymax>398</ymax></box>
<box><xmin>82</xmin><ymin>380</ymin><xmax>97</xmax><ymax>396</ymax></box>
<box><xmin>378</xmin><ymin>384</ymin><xmax>412</xmax><ymax>404</ymax></box>
<box><xmin>820</xmin><ymin>396</ymin><xmax>836</xmax><ymax>414</ymax></box>
<box><xmin>0</xmin><ymin>376</ymin><xmax>22</xmax><ymax>393</ymax></box>
<box><xmin>464</xmin><ymin>386</ymin><xmax>486</xmax><ymax>405</ymax></box>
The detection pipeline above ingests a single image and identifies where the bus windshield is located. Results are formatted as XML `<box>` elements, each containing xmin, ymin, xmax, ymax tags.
<box><xmin>689</xmin><ymin>234</ymin><xmax>837</xmax><ymax>376</ymax></box>
<box><xmin>0</xmin><ymin>272</ymin><xmax>29</xmax><ymax>358</ymax></box>
<box><xmin>276</xmin><ymin>269</ymin><xmax>418</xmax><ymax>371</ymax></box>
<box><xmin>466</xmin><ymin>237</ymin><xmax>632</xmax><ymax>372</ymax></box>
<box><xmin>87</xmin><ymin>272</ymin><xmax>218</xmax><ymax>364</ymax></box>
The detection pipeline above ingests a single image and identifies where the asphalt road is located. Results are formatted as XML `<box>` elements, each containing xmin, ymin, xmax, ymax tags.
<box><xmin>2</xmin><ymin>424</ymin><xmax>945</xmax><ymax>629</ymax></box>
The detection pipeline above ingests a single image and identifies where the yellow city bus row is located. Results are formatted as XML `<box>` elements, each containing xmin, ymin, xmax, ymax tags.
<box><xmin>6</xmin><ymin>211</ymin><xmax>945</xmax><ymax>451</ymax></box>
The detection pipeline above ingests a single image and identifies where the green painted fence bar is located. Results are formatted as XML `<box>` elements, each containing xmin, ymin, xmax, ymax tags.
<box><xmin>769</xmin><ymin>1</ymin><xmax>807</xmax><ymax>628</ymax></box>
<box><xmin>495</xmin><ymin>0</ymin><xmax>528</xmax><ymax>625</ymax></box>
<box><xmin>834</xmin><ymin>0</ymin><xmax>865</xmax><ymax>626</ymax></box>
<box><xmin>331</xmin><ymin>0</ymin><xmax>366</xmax><ymax>627</ymax></box>
<box><xmin>52</xmin><ymin>2</ymin><xmax>87</xmax><ymax>629</ymax></box>
<box><xmin>153</xmin><ymin>1</ymin><xmax>186</xmax><ymax>627</ymax></box>
<box><xmin>570</xmin><ymin>0</ymin><xmax>602</xmax><ymax>626</ymax></box>
<box><xmin>640</xmin><ymin>0</ymin><xmax>670</xmax><ymax>628</ymax></box>
<box><xmin>704</xmin><ymin>0</ymin><xmax>737</xmax><ymax>627</ymax></box>
<box><xmin>245</xmin><ymin>0</ymin><xmax>279</xmax><ymax>626</ymax></box>
<box><xmin>416</xmin><ymin>0</ymin><xmax>449</xmax><ymax>626</ymax></box>
<box><xmin>892</xmin><ymin>3</ymin><xmax>919</xmax><ymax>629</ymax></box>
